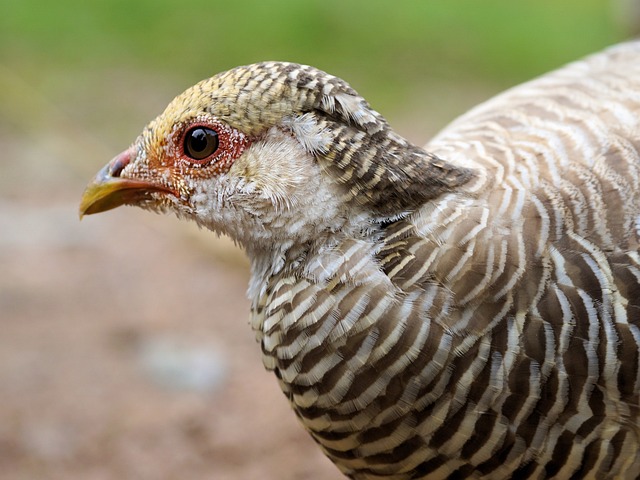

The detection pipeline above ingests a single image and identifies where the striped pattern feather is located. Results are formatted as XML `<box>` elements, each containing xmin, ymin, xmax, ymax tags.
<box><xmin>251</xmin><ymin>43</ymin><xmax>640</xmax><ymax>479</ymax></box>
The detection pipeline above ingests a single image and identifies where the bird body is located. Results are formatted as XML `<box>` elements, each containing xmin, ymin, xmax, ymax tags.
<box><xmin>81</xmin><ymin>42</ymin><xmax>640</xmax><ymax>479</ymax></box>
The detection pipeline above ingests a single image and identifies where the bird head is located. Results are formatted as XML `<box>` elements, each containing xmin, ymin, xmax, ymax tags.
<box><xmin>80</xmin><ymin>62</ymin><xmax>472</xmax><ymax>254</ymax></box>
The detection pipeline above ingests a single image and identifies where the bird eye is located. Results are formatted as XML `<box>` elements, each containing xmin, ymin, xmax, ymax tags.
<box><xmin>183</xmin><ymin>126</ymin><xmax>219</xmax><ymax>161</ymax></box>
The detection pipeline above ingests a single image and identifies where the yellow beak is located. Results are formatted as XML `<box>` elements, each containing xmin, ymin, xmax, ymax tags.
<box><xmin>79</xmin><ymin>148</ymin><xmax>170</xmax><ymax>218</ymax></box>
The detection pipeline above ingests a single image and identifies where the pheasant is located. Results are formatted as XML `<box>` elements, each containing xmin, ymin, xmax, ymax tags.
<box><xmin>80</xmin><ymin>42</ymin><xmax>640</xmax><ymax>479</ymax></box>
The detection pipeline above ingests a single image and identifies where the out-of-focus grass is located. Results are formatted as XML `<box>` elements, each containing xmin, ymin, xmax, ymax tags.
<box><xmin>0</xmin><ymin>0</ymin><xmax>629</xmax><ymax>173</ymax></box>
<box><xmin>1</xmin><ymin>0</ymin><xmax>624</xmax><ymax>97</ymax></box>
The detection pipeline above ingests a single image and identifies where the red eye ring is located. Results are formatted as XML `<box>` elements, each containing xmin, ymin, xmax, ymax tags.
<box><xmin>174</xmin><ymin>118</ymin><xmax>250</xmax><ymax>175</ymax></box>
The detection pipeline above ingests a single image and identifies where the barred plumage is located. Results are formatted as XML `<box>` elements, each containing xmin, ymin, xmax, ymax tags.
<box><xmin>80</xmin><ymin>42</ymin><xmax>640</xmax><ymax>479</ymax></box>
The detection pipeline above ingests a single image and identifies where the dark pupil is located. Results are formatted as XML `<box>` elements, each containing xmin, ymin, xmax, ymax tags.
<box><xmin>185</xmin><ymin>127</ymin><xmax>219</xmax><ymax>160</ymax></box>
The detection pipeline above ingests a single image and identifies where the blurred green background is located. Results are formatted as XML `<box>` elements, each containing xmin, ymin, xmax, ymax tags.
<box><xmin>0</xmin><ymin>0</ymin><xmax>631</xmax><ymax>161</ymax></box>
<box><xmin>0</xmin><ymin>1</ymin><xmax>636</xmax><ymax>479</ymax></box>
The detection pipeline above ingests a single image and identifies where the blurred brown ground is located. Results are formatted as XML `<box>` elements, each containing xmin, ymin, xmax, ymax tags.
<box><xmin>1</xmin><ymin>209</ymin><xmax>344</xmax><ymax>480</ymax></box>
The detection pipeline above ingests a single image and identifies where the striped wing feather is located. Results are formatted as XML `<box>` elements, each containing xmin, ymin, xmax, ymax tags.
<box><xmin>253</xmin><ymin>43</ymin><xmax>640</xmax><ymax>479</ymax></box>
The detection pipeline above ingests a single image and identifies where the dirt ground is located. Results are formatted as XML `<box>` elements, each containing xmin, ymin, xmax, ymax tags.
<box><xmin>0</xmin><ymin>125</ymin><xmax>342</xmax><ymax>478</ymax></box>
<box><xmin>1</xmin><ymin>207</ymin><xmax>343</xmax><ymax>480</ymax></box>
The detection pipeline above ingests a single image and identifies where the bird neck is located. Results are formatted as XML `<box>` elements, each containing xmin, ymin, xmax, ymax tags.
<box><xmin>245</xmin><ymin>209</ymin><xmax>380</xmax><ymax>305</ymax></box>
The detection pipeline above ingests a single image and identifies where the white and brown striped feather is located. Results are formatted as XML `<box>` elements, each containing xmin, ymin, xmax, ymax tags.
<box><xmin>250</xmin><ymin>43</ymin><xmax>640</xmax><ymax>479</ymax></box>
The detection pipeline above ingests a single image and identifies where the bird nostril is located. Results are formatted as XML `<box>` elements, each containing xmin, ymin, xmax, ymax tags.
<box><xmin>109</xmin><ymin>149</ymin><xmax>132</xmax><ymax>178</ymax></box>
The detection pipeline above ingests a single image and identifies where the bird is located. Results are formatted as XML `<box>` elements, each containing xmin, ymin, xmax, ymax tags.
<box><xmin>80</xmin><ymin>42</ymin><xmax>640</xmax><ymax>479</ymax></box>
